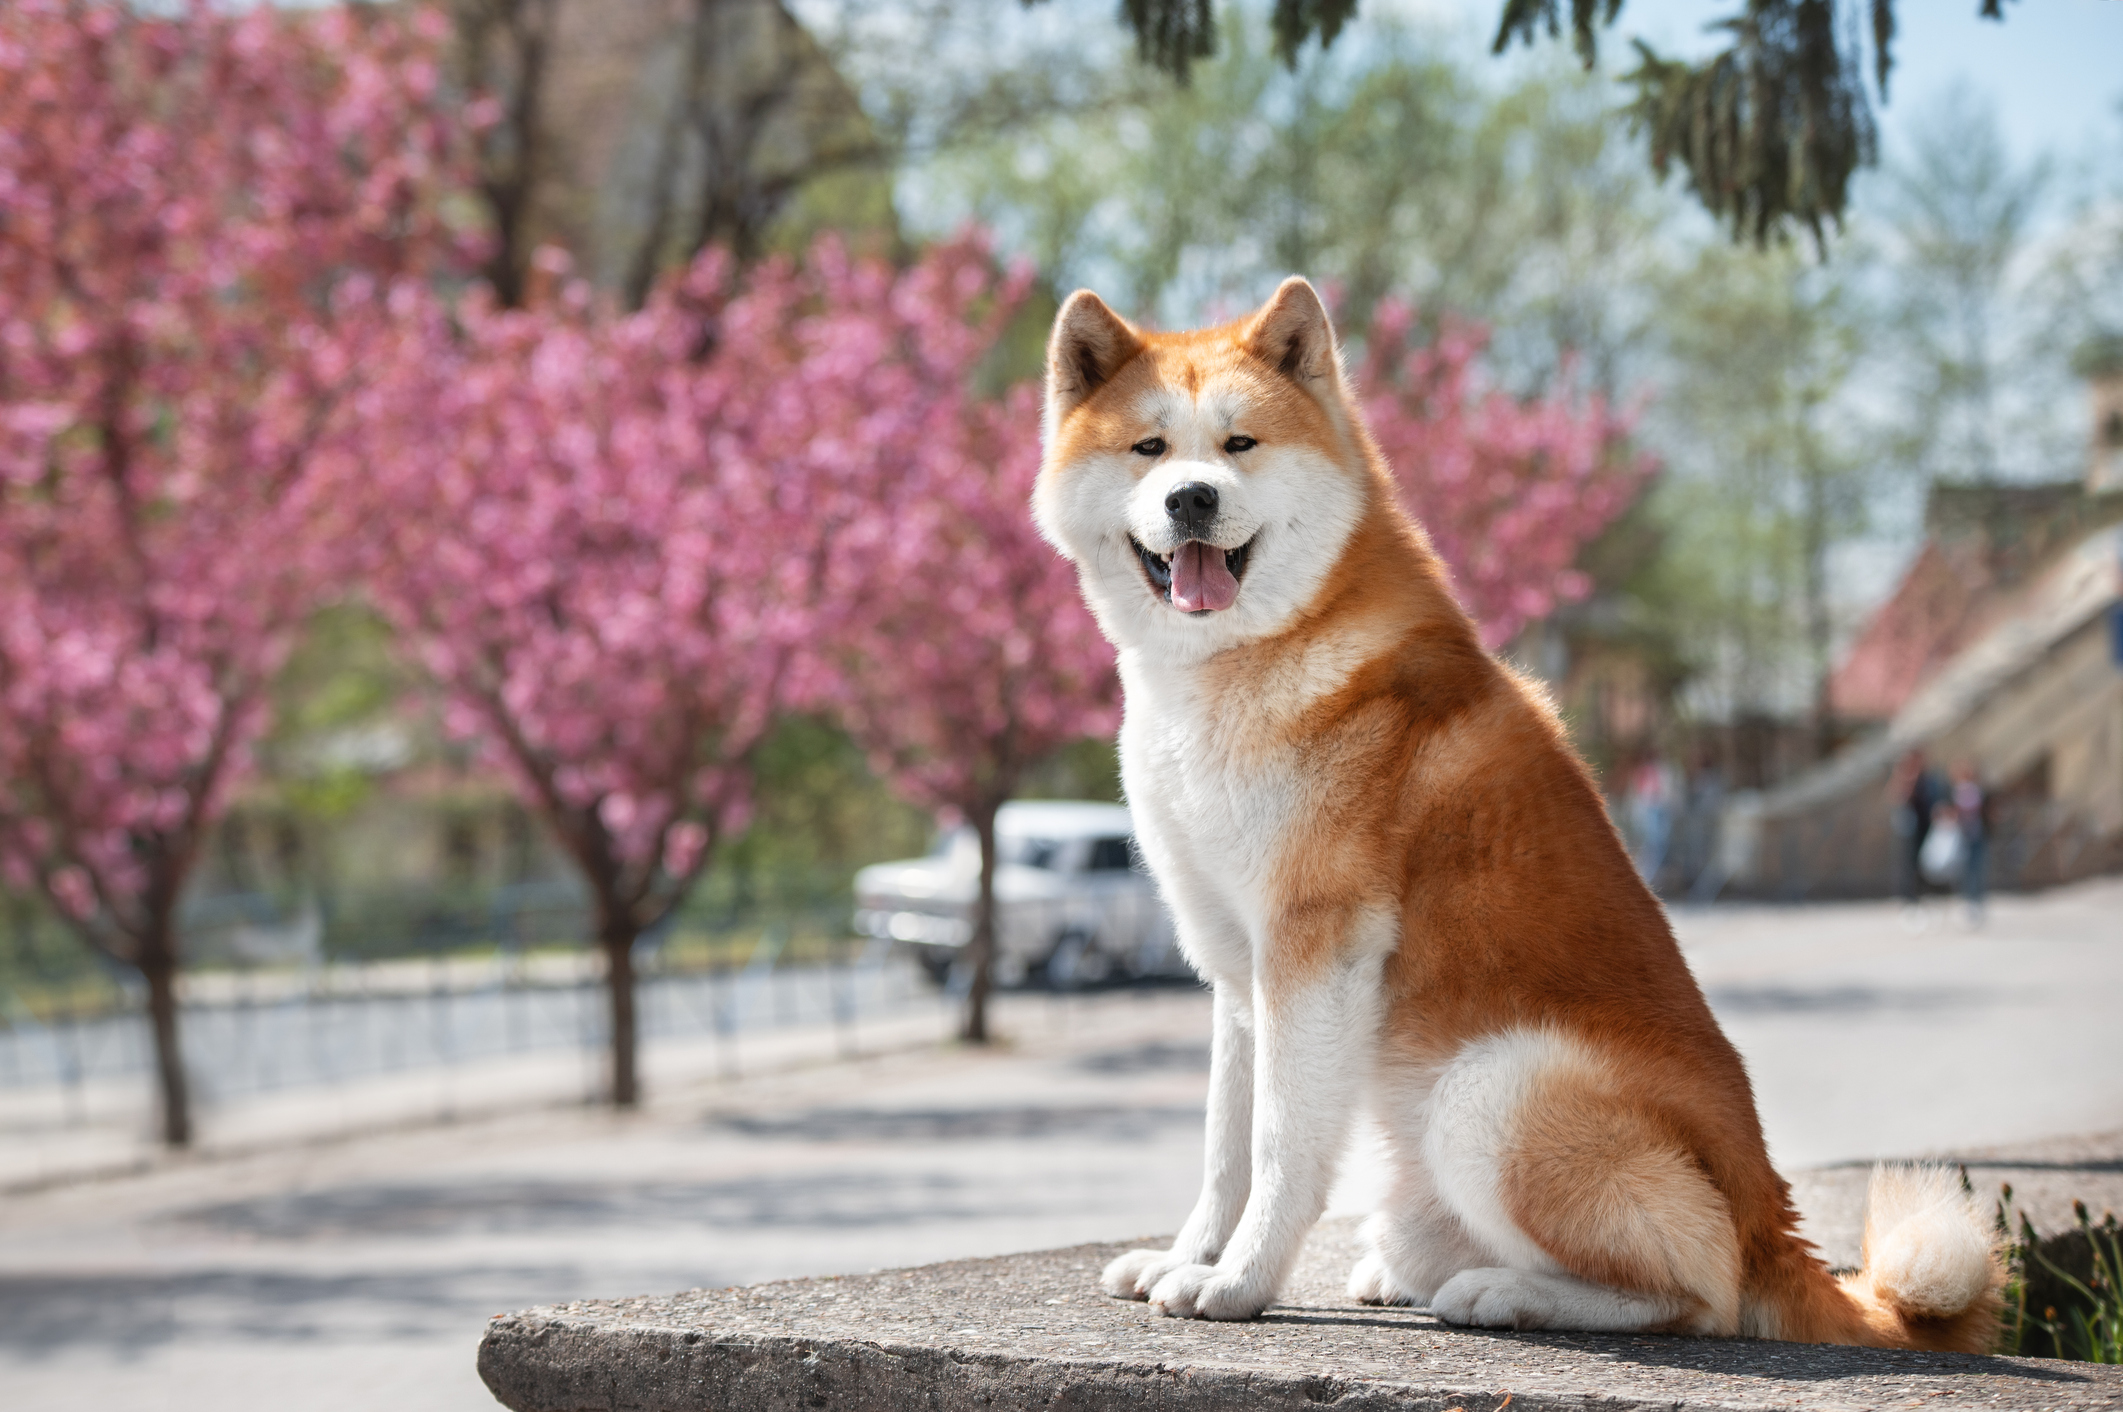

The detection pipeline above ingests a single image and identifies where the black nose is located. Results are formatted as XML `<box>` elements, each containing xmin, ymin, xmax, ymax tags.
<box><xmin>1165</xmin><ymin>481</ymin><xmax>1218</xmax><ymax>533</ymax></box>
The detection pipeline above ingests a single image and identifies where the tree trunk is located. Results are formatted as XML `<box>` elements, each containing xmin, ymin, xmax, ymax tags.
<box><xmin>1799</xmin><ymin>431</ymin><xmax>1836</xmax><ymax>761</ymax></box>
<box><xmin>598</xmin><ymin>905</ymin><xmax>641</xmax><ymax>1108</ymax></box>
<box><xmin>139</xmin><ymin>920</ymin><xmax>192</xmax><ymax>1148</ymax></box>
<box><xmin>960</xmin><ymin>803</ymin><xmax>1000</xmax><ymax>1044</ymax></box>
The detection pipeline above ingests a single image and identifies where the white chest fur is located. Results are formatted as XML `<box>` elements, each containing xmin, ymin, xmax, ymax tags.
<box><xmin>1115</xmin><ymin>650</ymin><xmax>1302</xmax><ymax>990</ymax></box>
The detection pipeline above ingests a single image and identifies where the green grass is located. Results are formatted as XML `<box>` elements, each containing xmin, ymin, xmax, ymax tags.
<box><xmin>1997</xmin><ymin>1184</ymin><xmax>2123</xmax><ymax>1362</ymax></box>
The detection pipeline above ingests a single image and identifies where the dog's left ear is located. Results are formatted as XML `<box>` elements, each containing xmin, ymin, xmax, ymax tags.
<box><xmin>1046</xmin><ymin>290</ymin><xmax>1143</xmax><ymax>428</ymax></box>
<box><xmin>1243</xmin><ymin>277</ymin><xmax>1343</xmax><ymax>398</ymax></box>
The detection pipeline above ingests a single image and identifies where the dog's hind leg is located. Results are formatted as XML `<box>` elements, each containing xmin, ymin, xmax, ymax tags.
<box><xmin>1423</xmin><ymin>1029</ymin><xmax>1743</xmax><ymax>1336</ymax></box>
<box><xmin>1348</xmin><ymin>1133</ymin><xmax>1489</xmax><ymax>1307</ymax></box>
<box><xmin>1351</xmin><ymin>1049</ymin><xmax>1533</xmax><ymax>1309</ymax></box>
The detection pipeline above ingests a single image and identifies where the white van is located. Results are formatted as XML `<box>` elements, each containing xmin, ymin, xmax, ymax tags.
<box><xmin>851</xmin><ymin>801</ymin><xmax>1186</xmax><ymax>988</ymax></box>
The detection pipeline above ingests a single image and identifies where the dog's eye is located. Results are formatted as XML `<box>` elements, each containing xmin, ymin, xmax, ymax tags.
<box><xmin>1131</xmin><ymin>437</ymin><xmax>1167</xmax><ymax>457</ymax></box>
<box><xmin>1224</xmin><ymin>435</ymin><xmax>1257</xmax><ymax>453</ymax></box>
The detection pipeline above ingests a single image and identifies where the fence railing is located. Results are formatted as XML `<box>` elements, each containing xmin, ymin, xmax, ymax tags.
<box><xmin>0</xmin><ymin>931</ymin><xmax>923</xmax><ymax>1108</ymax></box>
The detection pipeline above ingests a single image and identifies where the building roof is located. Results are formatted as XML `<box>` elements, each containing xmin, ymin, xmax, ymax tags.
<box><xmin>1828</xmin><ymin>482</ymin><xmax>2123</xmax><ymax>722</ymax></box>
<box><xmin>1752</xmin><ymin>519</ymin><xmax>2123</xmax><ymax>823</ymax></box>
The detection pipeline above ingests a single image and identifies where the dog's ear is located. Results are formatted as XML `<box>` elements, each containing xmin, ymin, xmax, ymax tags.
<box><xmin>1046</xmin><ymin>291</ymin><xmax>1142</xmax><ymax>425</ymax></box>
<box><xmin>1243</xmin><ymin>277</ymin><xmax>1343</xmax><ymax>397</ymax></box>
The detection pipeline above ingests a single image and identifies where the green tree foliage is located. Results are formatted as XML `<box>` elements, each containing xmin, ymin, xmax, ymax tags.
<box><xmin>1036</xmin><ymin>0</ymin><xmax>1356</xmax><ymax>76</ymax></box>
<box><xmin>711</xmin><ymin>715</ymin><xmax>933</xmax><ymax>888</ymax></box>
<box><xmin>2041</xmin><ymin>100</ymin><xmax>2123</xmax><ymax>367</ymax></box>
<box><xmin>1645</xmin><ymin>241</ymin><xmax>1871</xmax><ymax>749</ymax></box>
<box><xmin>906</xmin><ymin>9</ymin><xmax>1675</xmax><ymax>390</ymax></box>
<box><xmin>1875</xmin><ymin>84</ymin><xmax>2055</xmax><ymax>484</ymax></box>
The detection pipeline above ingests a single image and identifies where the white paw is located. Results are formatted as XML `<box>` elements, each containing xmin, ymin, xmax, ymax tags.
<box><xmin>1100</xmin><ymin>1248</ymin><xmax>1198</xmax><ymax>1301</ymax></box>
<box><xmin>1147</xmin><ymin>1262</ymin><xmax>1269</xmax><ymax>1321</ymax></box>
<box><xmin>1347</xmin><ymin>1252</ymin><xmax>1414</xmax><ymax>1307</ymax></box>
<box><xmin>1431</xmin><ymin>1268</ymin><xmax>1554</xmax><ymax>1330</ymax></box>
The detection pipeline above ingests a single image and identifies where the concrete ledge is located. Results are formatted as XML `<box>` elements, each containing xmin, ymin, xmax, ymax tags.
<box><xmin>477</xmin><ymin>1219</ymin><xmax>2123</xmax><ymax>1411</ymax></box>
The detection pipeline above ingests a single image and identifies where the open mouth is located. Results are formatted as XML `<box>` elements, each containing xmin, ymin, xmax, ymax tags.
<box><xmin>1130</xmin><ymin>535</ymin><xmax>1253</xmax><ymax>614</ymax></box>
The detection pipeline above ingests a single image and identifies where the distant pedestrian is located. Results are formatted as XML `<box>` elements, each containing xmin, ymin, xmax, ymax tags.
<box><xmin>1949</xmin><ymin>760</ymin><xmax>1991</xmax><ymax>925</ymax></box>
<box><xmin>1626</xmin><ymin>754</ymin><xmax>1678</xmax><ymax>886</ymax></box>
<box><xmin>1683</xmin><ymin>751</ymin><xmax>1727</xmax><ymax>902</ymax></box>
<box><xmin>1885</xmin><ymin>748</ymin><xmax>1942</xmax><ymax>907</ymax></box>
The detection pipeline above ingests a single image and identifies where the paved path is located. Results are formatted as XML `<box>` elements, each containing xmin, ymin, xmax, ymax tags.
<box><xmin>1674</xmin><ymin>877</ymin><xmax>2123</xmax><ymax>1168</ymax></box>
<box><xmin>0</xmin><ymin>990</ymin><xmax>1216</xmax><ymax>1412</ymax></box>
<box><xmin>1</xmin><ymin>879</ymin><xmax>2118</xmax><ymax>1411</ymax></box>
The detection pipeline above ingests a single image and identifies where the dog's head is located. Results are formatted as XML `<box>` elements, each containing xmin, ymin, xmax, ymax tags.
<box><xmin>1033</xmin><ymin>277</ymin><xmax>1375</xmax><ymax>660</ymax></box>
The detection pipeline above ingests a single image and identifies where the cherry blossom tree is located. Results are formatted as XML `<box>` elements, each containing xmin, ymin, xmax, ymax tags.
<box><xmin>812</xmin><ymin>244</ymin><xmax>1121</xmax><ymax>1044</ymax></box>
<box><xmin>355</xmin><ymin>252</ymin><xmax>807</xmax><ymax>1109</ymax></box>
<box><xmin>0</xmin><ymin>1</ymin><xmax>464</xmax><ymax>1147</ymax></box>
<box><xmin>1359</xmin><ymin>300</ymin><xmax>1650</xmax><ymax>649</ymax></box>
<box><xmin>361</xmin><ymin>232</ymin><xmax>1108</xmax><ymax>1078</ymax></box>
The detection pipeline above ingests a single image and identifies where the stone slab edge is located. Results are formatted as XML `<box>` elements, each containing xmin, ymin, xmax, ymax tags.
<box><xmin>480</xmin><ymin>1313</ymin><xmax>1696</xmax><ymax>1412</ymax></box>
<box><xmin>476</xmin><ymin>1226</ymin><xmax>2123</xmax><ymax>1412</ymax></box>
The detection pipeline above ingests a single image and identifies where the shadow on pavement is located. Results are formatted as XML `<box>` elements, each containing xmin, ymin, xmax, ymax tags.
<box><xmin>0</xmin><ymin>1265</ymin><xmax>578</xmax><ymax>1353</ymax></box>
<box><xmin>1704</xmin><ymin>983</ymin><xmax>2003</xmax><ymax>1016</ymax></box>
<box><xmin>1070</xmin><ymin>1039</ymin><xmax>1211</xmax><ymax>1074</ymax></box>
<box><xmin>706</xmin><ymin>1103</ymin><xmax>1201</xmax><ymax>1143</ymax></box>
<box><xmin>1486</xmin><ymin>1324</ymin><xmax>2097</xmax><ymax>1385</ymax></box>
<box><xmin>163</xmin><ymin>1169</ymin><xmax>1039</xmax><ymax>1240</ymax></box>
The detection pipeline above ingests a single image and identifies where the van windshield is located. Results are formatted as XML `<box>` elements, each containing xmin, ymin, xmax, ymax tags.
<box><xmin>928</xmin><ymin>828</ymin><xmax>1078</xmax><ymax>871</ymax></box>
<box><xmin>1000</xmin><ymin>836</ymin><xmax>1063</xmax><ymax>870</ymax></box>
<box><xmin>1087</xmin><ymin>836</ymin><xmax>1134</xmax><ymax>871</ymax></box>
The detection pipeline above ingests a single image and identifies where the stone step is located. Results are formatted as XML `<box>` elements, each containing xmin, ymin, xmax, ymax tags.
<box><xmin>476</xmin><ymin>1218</ymin><xmax>2123</xmax><ymax>1411</ymax></box>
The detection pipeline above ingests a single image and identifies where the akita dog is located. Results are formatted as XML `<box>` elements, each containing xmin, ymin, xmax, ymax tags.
<box><xmin>1031</xmin><ymin>278</ymin><xmax>2003</xmax><ymax>1349</ymax></box>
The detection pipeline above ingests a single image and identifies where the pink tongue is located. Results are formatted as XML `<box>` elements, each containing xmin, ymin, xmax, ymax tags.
<box><xmin>1170</xmin><ymin>541</ymin><xmax>1238</xmax><ymax>612</ymax></box>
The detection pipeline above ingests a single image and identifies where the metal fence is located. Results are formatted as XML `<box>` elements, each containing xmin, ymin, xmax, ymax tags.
<box><xmin>0</xmin><ymin>931</ymin><xmax>925</xmax><ymax>1107</ymax></box>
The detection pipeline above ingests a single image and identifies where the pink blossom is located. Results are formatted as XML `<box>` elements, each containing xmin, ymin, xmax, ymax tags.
<box><xmin>0</xmin><ymin>0</ymin><xmax>467</xmax><ymax>1146</ymax></box>
<box><xmin>1358</xmin><ymin>302</ymin><xmax>1652</xmax><ymax>649</ymax></box>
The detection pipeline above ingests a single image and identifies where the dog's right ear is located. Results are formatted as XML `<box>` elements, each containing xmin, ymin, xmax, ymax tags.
<box><xmin>1045</xmin><ymin>291</ymin><xmax>1141</xmax><ymax>426</ymax></box>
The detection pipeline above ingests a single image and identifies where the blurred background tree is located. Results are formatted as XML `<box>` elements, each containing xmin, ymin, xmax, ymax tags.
<box><xmin>1643</xmin><ymin>241</ymin><xmax>1870</xmax><ymax>764</ymax></box>
<box><xmin>0</xmin><ymin>0</ymin><xmax>468</xmax><ymax>1146</ymax></box>
<box><xmin>99</xmin><ymin>0</ymin><xmax>2117</xmax><ymax>956</ymax></box>
<box><xmin>1097</xmin><ymin>0</ymin><xmax>2026</xmax><ymax>247</ymax></box>
<box><xmin>447</xmin><ymin>0</ymin><xmax>889</xmax><ymax>307</ymax></box>
<box><xmin>891</xmin><ymin>9</ymin><xmax>1673</xmax><ymax>389</ymax></box>
<box><xmin>1875</xmin><ymin>83</ymin><xmax>2059</xmax><ymax>486</ymax></box>
<box><xmin>3</xmin><ymin>0</ymin><xmax>2117</xmax><ymax>1119</ymax></box>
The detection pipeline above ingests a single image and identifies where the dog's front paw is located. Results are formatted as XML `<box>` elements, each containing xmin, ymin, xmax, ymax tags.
<box><xmin>1146</xmin><ymin>1263</ymin><xmax>1270</xmax><ymax>1321</ymax></box>
<box><xmin>1100</xmin><ymin>1248</ymin><xmax>1196</xmax><ymax>1300</ymax></box>
<box><xmin>1347</xmin><ymin>1252</ymin><xmax>1414</xmax><ymax>1307</ymax></box>
<box><xmin>1431</xmin><ymin>1268</ymin><xmax>1553</xmax><ymax>1330</ymax></box>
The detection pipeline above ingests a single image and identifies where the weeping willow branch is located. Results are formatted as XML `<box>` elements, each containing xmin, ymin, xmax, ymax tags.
<box><xmin>1622</xmin><ymin>2</ymin><xmax>1874</xmax><ymax>249</ymax></box>
<box><xmin>1093</xmin><ymin>0</ymin><xmax>2017</xmax><ymax>246</ymax></box>
<box><xmin>1030</xmin><ymin>0</ymin><xmax>1357</xmax><ymax>80</ymax></box>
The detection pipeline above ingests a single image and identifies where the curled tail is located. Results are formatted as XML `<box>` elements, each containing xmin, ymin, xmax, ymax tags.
<box><xmin>1771</xmin><ymin>1165</ymin><xmax>2004</xmax><ymax>1352</ymax></box>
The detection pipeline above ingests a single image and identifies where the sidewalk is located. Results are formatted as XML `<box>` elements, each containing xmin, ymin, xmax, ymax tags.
<box><xmin>1672</xmin><ymin>874</ymin><xmax>2123</xmax><ymax>1167</ymax></box>
<box><xmin>0</xmin><ymin>987</ymin><xmax>1221</xmax><ymax>1412</ymax></box>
